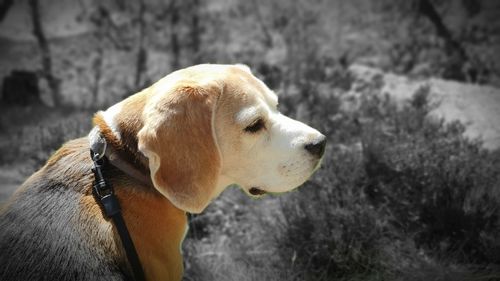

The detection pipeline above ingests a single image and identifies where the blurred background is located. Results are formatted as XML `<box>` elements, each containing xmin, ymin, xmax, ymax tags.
<box><xmin>1</xmin><ymin>0</ymin><xmax>500</xmax><ymax>280</ymax></box>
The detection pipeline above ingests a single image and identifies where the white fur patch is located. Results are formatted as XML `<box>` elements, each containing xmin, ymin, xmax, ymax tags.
<box><xmin>235</xmin><ymin>107</ymin><xmax>261</xmax><ymax>124</ymax></box>
<box><xmin>101</xmin><ymin>103</ymin><xmax>123</xmax><ymax>141</ymax></box>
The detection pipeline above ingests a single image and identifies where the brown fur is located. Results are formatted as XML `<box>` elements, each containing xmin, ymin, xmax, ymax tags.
<box><xmin>138</xmin><ymin>83</ymin><xmax>222</xmax><ymax>213</ymax></box>
<box><xmin>114</xmin><ymin>188</ymin><xmax>186</xmax><ymax>280</ymax></box>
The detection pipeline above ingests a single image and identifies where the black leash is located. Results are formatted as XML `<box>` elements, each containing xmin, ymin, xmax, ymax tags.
<box><xmin>91</xmin><ymin>150</ymin><xmax>146</xmax><ymax>281</ymax></box>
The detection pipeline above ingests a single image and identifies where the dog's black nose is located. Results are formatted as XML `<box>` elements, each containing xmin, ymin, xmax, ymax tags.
<box><xmin>304</xmin><ymin>137</ymin><xmax>326</xmax><ymax>157</ymax></box>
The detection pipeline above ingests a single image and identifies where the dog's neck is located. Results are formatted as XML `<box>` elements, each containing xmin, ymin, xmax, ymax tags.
<box><xmin>89</xmin><ymin>94</ymin><xmax>188</xmax><ymax>280</ymax></box>
<box><xmin>92</xmin><ymin>95</ymin><xmax>151</xmax><ymax>180</ymax></box>
<box><xmin>113</xmin><ymin>185</ymin><xmax>187</xmax><ymax>280</ymax></box>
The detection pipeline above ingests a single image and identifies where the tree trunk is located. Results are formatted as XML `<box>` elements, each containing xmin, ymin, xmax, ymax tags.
<box><xmin>134</xmin><ymin>0</ymin><xmax>147</xmax><ymax>87</ymax></box>
<box><xmin>189</xmin><ymin>0</ymin><xmax>201</xmax><ymax>64</ymax></box>
<box><xmin>0</xmin><ymin>0</ymin><xmax>13</xmax><ymax>23</ymax></box>
<box><xmin>28</xmin><ymin>0</ymin><xmax>61</xmax><ymax>107</ymax></box>
<box><xmin>417</xmin><ymin>0</ymin><xmax>469</xmax><ymax>80</ymax></box>
<box><xmin>170</xmin><ymin>0</ymin><xmax>180</xmax><ymax>70</ymax></box>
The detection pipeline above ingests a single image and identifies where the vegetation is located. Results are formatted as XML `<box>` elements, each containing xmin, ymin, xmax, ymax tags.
<box><xmin>182</xmin><ymin>69</ymin><xmax>500</xmax><ymax>280</ymax></box>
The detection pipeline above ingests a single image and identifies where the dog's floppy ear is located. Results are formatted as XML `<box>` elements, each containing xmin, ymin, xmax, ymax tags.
<box><xmin>138</xmin><ymin>84</ymin><xmax>221</xmax><ymax>213</ymax></box>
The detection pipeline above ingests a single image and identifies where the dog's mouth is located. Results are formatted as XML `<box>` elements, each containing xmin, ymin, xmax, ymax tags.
<box><xmin>249</xmin><ymin>187</ymin><xmax>267</xmax><ymax>196</ymax></box>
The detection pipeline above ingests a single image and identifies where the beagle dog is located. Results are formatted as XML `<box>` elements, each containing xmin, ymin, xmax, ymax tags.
<box><xmin>0</xmin><ymin>64</ymin><xmax>326</xmax><ymax>280</ymax></box>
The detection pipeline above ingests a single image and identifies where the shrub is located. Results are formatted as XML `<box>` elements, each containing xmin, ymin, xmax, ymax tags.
<box><xmin>266</xmin><ymin>151</ymin><xmax>395</xmax><ymax>281</ymax></box>
<box><xmin>360</xmin><ymin>87</ymin><xmax>500</xmax><ymax>264</ymax></box>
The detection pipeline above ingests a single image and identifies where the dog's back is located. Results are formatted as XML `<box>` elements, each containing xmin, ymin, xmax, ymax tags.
<box><xmin>0</xmin><ymin>138</ymin><xmax>127</xmax><ymax>281</ymax></box>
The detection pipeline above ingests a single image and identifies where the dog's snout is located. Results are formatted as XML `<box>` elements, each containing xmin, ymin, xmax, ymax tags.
<box><xmin>304</xmin><ymin>136</ymin><xmax>326</xmax><ymax>157</ymax></box>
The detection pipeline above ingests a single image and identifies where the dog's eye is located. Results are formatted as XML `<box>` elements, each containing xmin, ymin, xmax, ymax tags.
<box><xmin>244</xmin><ymin>118</ymin><xmax>265</xmax><ymax>133</ymax></box>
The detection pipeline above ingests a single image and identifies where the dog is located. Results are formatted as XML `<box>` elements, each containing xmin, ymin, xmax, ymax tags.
<box><xmin>0</xmin><ymin>64</ymin><xmax>326</xmax><ymax>280</ymax></box>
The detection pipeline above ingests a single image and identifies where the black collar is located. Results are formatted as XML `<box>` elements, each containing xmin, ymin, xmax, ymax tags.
<box><xmin>90</xmin><ymin>137</ymin><xmax>146</xmax><ymax>281</ymax></box>
<box><xmin>89</xmin><ymin>127</ymin><xmax>153</xmax><ymax>187</ymax></box>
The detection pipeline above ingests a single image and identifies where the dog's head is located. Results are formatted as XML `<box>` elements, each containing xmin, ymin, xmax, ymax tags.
<box><xmin>98</xmin><ymin>64</ymin><xmax>325</xmax><ymax>213</ymax></box>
